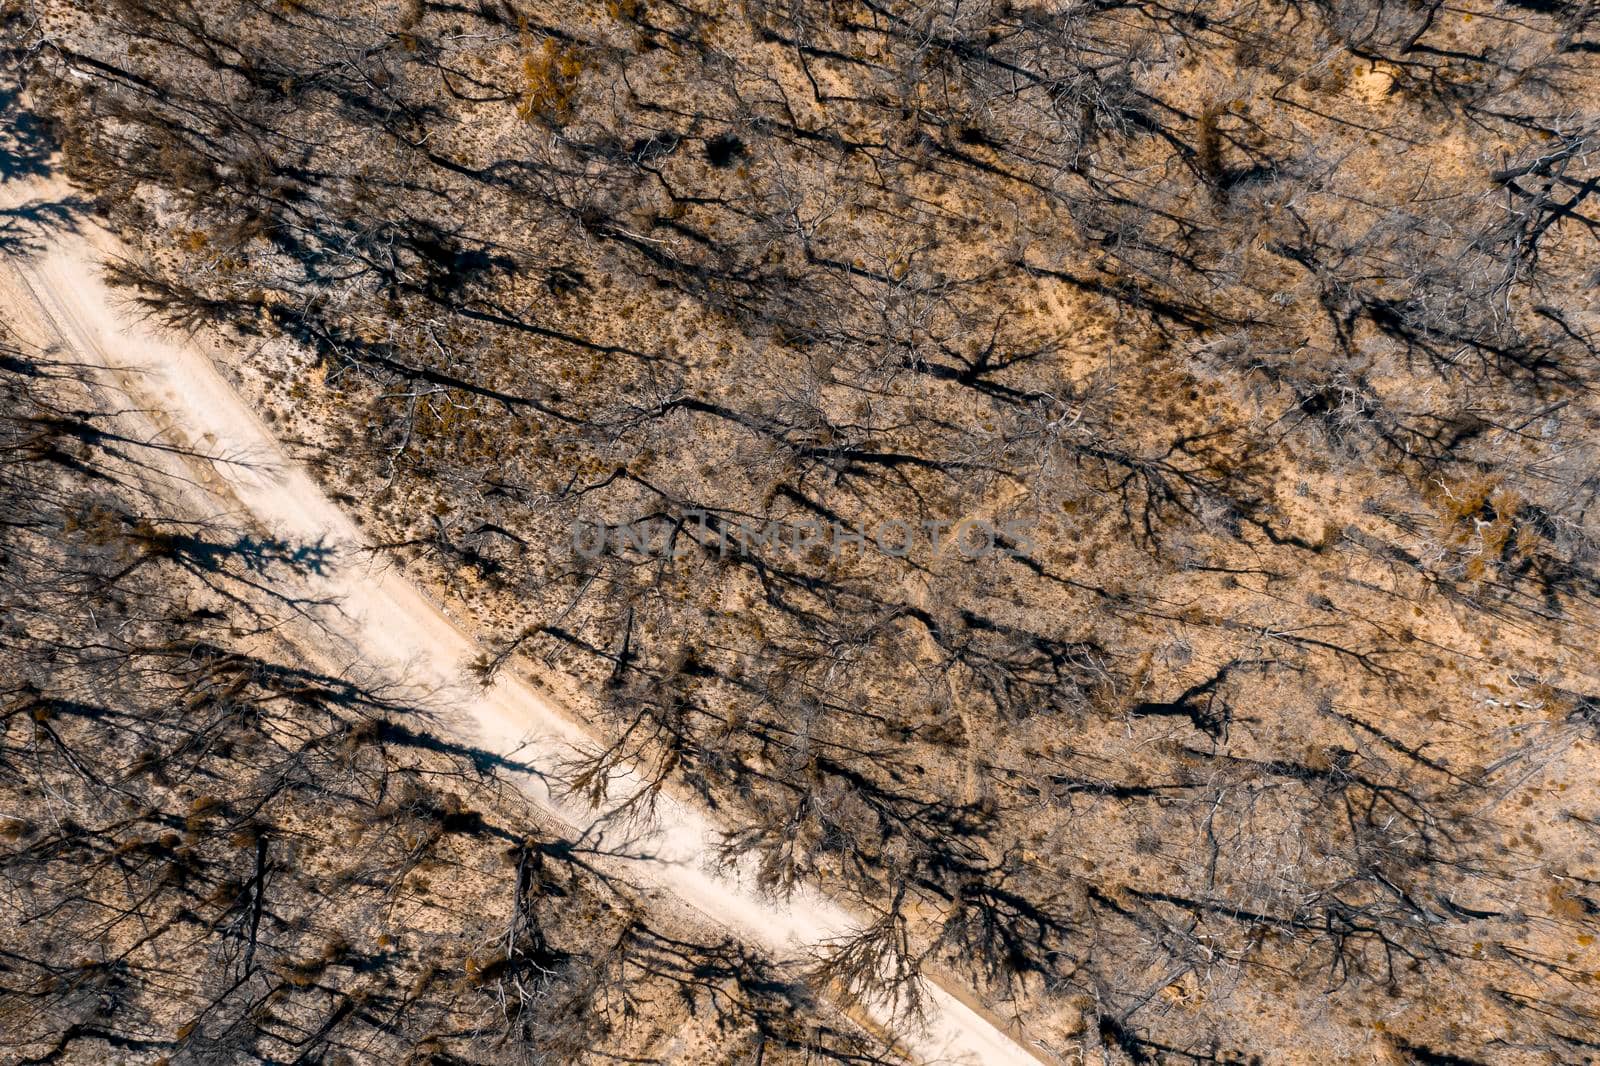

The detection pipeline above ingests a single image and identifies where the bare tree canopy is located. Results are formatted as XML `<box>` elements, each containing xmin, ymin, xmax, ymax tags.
<box><xmin>4</xmin><ymin>0</ymin><xmax>1600</xmax><ymax>1061</ymax></box>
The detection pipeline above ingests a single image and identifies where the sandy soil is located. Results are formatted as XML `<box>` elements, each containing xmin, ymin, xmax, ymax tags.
<box><xmin>0</xmin><ymin>173</ymin><xmax>1049</xmax><ymax>1066</ymax></box>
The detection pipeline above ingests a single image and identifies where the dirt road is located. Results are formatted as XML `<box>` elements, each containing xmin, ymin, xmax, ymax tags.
<box><xmin>0</xmin><ymin>175</ymin><xmax>1052</xmax><ymax>1066</ymax></box>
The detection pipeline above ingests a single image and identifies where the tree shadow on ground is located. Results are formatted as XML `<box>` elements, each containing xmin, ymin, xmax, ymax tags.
<box><xmin>0</xmin><ymin>86</ymin><xmax>90</xmax><ymax>253</ymax></box>
<box><xmin>0</xmin><ymin>87</ymin><xmax>57</xmax><ymax>181</ymax></box>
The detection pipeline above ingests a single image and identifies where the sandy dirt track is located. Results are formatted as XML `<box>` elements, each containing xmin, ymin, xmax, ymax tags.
<box><xmin>0</xmin><ymin>175</ymin><xmax>1051</xmax><ymax>1066</ymax></box>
